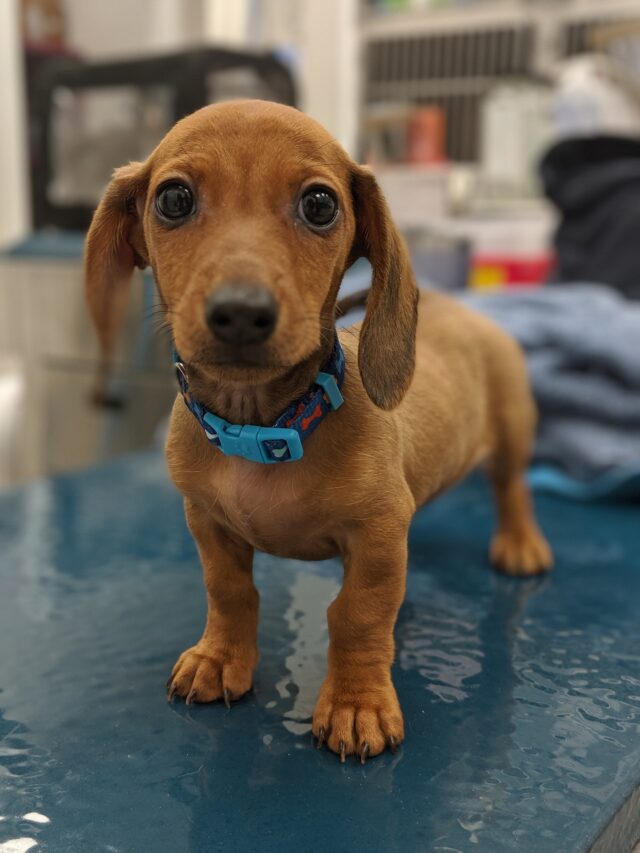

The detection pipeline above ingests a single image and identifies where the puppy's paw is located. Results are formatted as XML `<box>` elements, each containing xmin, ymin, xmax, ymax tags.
<box><xmin>312</xmin><ymin>675</ymin><xmax>404</xmax><ymax>763</ymax></box>
<box><xmin>167</xmin><ymin>643</ymin><xmax>256</xmax><ymax>706</ymax></box>
<box><xmin>491</xmin><ymin>525</ymin><xmax>553</xmax><ymax>577</ymax></box>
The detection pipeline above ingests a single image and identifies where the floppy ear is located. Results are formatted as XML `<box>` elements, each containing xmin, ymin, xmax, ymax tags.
<box><xmin>84</xmin><ymin>162</ymin><xmax>150</xmax><ymax>397</ymax></box>
<box><xmin>350</xmin><ymin>166</ymin><xmax>419</xmax><ymax>410</ymax></box>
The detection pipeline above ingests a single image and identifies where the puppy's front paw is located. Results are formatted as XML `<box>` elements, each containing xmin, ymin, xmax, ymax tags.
<box><xmin>312</xmin><ymin>674</ymin><xmax>404</xmax><ymax>763</ymax></box>
<box><xmin>167</xmin><ymin>643</ymin><xmax>256</xmax><ymax>706</ymax></box>
<box><xmin>491</xmin><ymin>525</ymin><xmax>553</xmax><ymax>577</ymax></box>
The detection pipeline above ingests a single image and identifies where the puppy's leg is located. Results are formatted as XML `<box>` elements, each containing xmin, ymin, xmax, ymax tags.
<box><xmin>490</xmin><ymin>470</ymin><xmax>552</xmax><ymax>576</ymax></box>
<box><xmin>167</xmin><ymin>499</ymin><xmax>258</xmax><ymax>705</ymax></box>
<box><xmin>312</xmin><ymin>523</ymin><xmax>409</xmax><ymax>761</ymax></box>
<box><xmin>489</xmin><ymin>388</ymin><xmax>553</xmax><ymax>576</ymax></box>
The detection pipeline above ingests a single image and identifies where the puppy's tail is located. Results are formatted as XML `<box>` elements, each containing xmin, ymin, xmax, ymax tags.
<box><xmin>336</xmin><ymin>287</ymin><xmax>369</xmax><ymax>318</ymax></box>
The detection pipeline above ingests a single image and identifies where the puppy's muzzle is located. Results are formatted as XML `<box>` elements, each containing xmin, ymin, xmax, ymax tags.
<box><xmin>205</xmin><ymin>283</ymin><xmax>279</xmax><ymax>346</ymax></box>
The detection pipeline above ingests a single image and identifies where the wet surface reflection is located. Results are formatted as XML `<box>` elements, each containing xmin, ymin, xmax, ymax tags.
<box><xmin>0</xmin><ymin>452</ymin><xmax>639</xmax><ymax>852</ymax></box>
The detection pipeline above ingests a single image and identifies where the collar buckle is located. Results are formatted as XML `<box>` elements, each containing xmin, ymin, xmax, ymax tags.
<box><xmin>202</xmin><ymin>412</ymin><xmax>304</xmax><ymax>464</ymax></box>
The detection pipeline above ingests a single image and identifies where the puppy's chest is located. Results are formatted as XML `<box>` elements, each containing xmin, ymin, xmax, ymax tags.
<box><xmin>203</xmin><ymin>465</ymin><xmax>337</xmax><ymax>559</ymax></box>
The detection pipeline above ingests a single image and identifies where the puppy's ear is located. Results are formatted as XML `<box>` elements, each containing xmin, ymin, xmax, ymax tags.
<box><xmin>350</xmin><ymin>166</ymin><xmax>419</xmax><ymax>410</ymax></box>
<box><xmin>84</xmin><ymin>162</ymin><xmax>149</xmax><ymax>394</ymax></box>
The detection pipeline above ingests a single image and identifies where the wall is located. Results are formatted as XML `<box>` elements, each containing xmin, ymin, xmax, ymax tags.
<box><xmin>0</xmin><ymin>0</ymin><xmax>30</xmax><ymax>246</ymax></box>
<box><xmin>200</xmin><ymin>0</ymin><xmax>359</xmax><ymax>154</ymax></box>
<box><xmin>298</xmin><ymin>0</ymin><xmax>359</xmax><ymax>155</ymax></box>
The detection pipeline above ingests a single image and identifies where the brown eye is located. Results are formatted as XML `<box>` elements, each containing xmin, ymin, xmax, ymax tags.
<box><xmin>298</xmin><ymin>187</ymin><xmax>338</xmax><ymax>229</ymax></box>
<box><xmin>155</xmin><ymin>182</ymin><xmax>195</xmax><ymax>222</ymax></box>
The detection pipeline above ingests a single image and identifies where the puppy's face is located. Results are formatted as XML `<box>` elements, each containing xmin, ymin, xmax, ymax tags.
<box><xmin>86</xmin><ymin>100</ymin><xmax>418</xmax><ymax>409</ymax></box>
<box><xmin>141</xmin><ymin>102</ymin><xmax>356</xmax><ymax>385</ymax></box>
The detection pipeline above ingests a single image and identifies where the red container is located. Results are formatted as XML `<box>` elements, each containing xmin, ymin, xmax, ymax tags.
<box><xmin>407</xmin><ymin>107</ymin><xmax>446</xmax><ymax>165</ymax></box>
<box><xmin>471</xmin><ymin>254</ymin><xmax>554</xmax><ymax>290</ymax></box>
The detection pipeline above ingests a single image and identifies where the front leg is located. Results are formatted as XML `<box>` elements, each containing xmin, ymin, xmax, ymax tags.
<box><xmin>313</xmin><ymin>521</ymin><xmax>409</xmax><ymax>762</ymax></box>
<box><xmin>167</xmin><ymin>498</ymin><xmax>258</xmax><ymax>706</ymax></box>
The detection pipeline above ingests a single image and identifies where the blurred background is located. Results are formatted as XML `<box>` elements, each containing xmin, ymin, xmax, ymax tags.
<box><xmin>1</xmin><ymin>0</ymin><xmax>640</xmax><ymax>497</ymax></box>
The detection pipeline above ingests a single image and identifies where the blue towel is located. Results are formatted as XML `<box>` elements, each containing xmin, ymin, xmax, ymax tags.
<box><xmin>462</xmin><ymin>284</ymin><xmax>640</xmax><ymax>493</ymax></box>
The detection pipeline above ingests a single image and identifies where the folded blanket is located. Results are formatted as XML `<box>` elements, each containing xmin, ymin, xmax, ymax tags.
<box><xmin>463</xmin><ymin>285</ymin><xmax>640</xmax><ymax>481</ymax></box>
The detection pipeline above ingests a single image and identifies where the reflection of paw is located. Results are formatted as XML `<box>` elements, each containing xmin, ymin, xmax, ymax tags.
<box><xmin>312</xmin><ymin>674</ymin><xmax>404</xmax><ymax>763</ymax></box>
<box><xmin>166</xmin><ymin>643</ymin><xmax>256</xmax><ymax>706</ymax></box>
<box><xmin>491</xmin><ymin>526</ymin><xmax>553</xmax><ymax>576</ymax></box>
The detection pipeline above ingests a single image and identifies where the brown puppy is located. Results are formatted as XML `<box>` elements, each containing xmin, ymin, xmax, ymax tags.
<box><xmin>85</xmin><ymin>100</ymin><xmax>552</xmax><ymax>763</ymax></box>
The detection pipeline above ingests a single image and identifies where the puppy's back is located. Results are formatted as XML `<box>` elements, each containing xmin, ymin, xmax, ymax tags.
<box><xmin>399</xmin><ymin>290</ymin><xmax>533</xmax><ymax>500</ymax></box>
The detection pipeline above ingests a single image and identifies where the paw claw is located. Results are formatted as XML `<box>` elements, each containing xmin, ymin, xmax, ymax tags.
<box><xmin>167</xmin><ymin>645</ymin><xmax>255</xmax><ymax>706</ymax></box>
<box><xmin>316</xmin><ymin>726</ymin><xmax>326</xmax><ymax>750</ymax></box>
<box><xmin>388</xmin><ymin>735</ymin><xmax>398</xmax><ymax>754</ymax></box>
<box><xmin>313</xmin><ymin>677</ymin><xmax>404</xmax><ymax>762</ymax></box>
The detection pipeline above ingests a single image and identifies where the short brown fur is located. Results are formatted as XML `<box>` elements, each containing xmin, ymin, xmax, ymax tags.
<box><xmin>85</xmin><ymin>101</ymin><xmax>552</xmax><ymax>762</ymax></box>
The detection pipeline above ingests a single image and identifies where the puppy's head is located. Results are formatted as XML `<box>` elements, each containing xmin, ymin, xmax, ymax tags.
<box><xmin>85</xmin><ymin>100</ymin><xmax>418</xmax><ymax>409</ymax></box>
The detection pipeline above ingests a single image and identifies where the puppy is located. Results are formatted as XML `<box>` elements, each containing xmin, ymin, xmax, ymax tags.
<box><xmin>85</xmin><ymin>100</ymin><xmax>552</xmax><ymax>763</ymax></box>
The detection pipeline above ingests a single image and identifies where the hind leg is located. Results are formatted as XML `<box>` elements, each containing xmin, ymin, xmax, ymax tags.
<box><xmin>490</xmin><ymin>470</ymin><xmax>553</xmax><ymax>576</ymax></box>
<box><xmin>488</xmin><ymin>381</ymin><xmax>553</xmax><ymax>577</ymax></box>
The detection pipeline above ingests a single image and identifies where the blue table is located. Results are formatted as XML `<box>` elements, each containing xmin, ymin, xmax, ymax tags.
<box><xmin>1</xmin><ymin>452</ymin><xmax>638</xmax><ymax>852</ymax></box>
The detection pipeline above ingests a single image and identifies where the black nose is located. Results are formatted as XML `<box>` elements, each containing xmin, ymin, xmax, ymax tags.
<box><xmin>205</xmin><ymin>284</ymin><xmax>278</xmax><ymax>345</ymax></box>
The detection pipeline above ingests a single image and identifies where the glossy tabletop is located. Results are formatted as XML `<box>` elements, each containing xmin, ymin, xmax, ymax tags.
<box><xmin>0</xmin><ymin>452</ymin><xmax>639</xmax><ymax>853</ymax></box>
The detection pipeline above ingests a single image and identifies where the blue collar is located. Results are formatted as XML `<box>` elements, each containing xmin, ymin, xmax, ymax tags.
<box><xmin>173</xmin><ymin>337</ymin><xmax>345</xmax><ymax>464</ymax></box>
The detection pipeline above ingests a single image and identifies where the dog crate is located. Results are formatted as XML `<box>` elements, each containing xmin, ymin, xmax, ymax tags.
<box><xmin>28</xmin><ymin>46</ymin><xmax>296</xmax><ymax>230</ymax></box>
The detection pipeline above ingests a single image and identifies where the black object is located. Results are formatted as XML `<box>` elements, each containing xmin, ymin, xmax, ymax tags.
<box><xmin>540</xmin><ymin>135</ymin><xmax>640</xmax><ymax>299</ymax></box>
<box><xmin>30</xmin><ymin>47</ymin><xmax>296</xmax><ymax>230</ymax></box>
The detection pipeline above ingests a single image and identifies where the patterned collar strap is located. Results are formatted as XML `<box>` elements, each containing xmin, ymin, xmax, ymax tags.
<box><xmin>173</xmin><ymin>336</ymin><xmax>345</xmax><ymax>463</ymax></box>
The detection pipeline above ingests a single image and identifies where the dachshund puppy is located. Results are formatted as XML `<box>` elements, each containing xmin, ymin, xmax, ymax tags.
<box><xmin>85</xmin><ymin>100</ymin><xmax>552</xmax><ymax>763</ymax></box>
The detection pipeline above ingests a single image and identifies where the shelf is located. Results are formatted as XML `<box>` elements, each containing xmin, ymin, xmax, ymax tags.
<box><xmin>362</xmin><ymin>0</ymin><xmax>640</xmax><ymax>40</ymax></box>
<box><xmin>363</xmin><ymin>2</ymin><xmax>528</xmax><ymax>39</ymax></box>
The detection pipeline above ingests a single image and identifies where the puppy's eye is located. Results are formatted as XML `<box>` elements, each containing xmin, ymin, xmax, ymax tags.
<box><xmin>155</xmin><ymin>182</ymin><xmax>195</xmax><ymax>221</ymax></box>
<box><xmin>298</xmin><ymin>187</ymin><xmax>338</xmax><ymax>229</ymax></box>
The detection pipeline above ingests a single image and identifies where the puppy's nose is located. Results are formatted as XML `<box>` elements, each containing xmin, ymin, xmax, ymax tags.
<box><xmin>205</xmin><ymin>284</ymin><xmax>278</xmax><ymax>345</ymax></box>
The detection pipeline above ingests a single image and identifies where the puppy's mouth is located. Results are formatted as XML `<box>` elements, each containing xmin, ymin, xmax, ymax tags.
<box><xmin>203</xmin><ymin>352</ymin><xmax>287</xmax><ymax>369</ymax></box>
<box><xmin>187</xmin><ymin>345</ymin><xmax>295</xmax><ymax>381</ymax></box>
<box><xmin>190</xmin><ymin>340</ymin><xmax>287</xmax><ymax>365</ymax></box>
